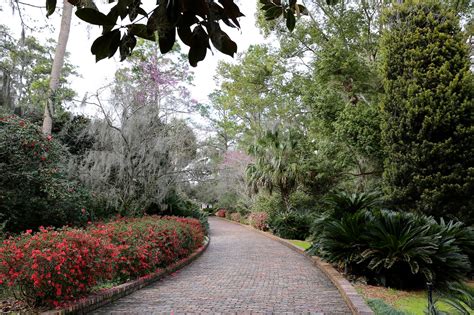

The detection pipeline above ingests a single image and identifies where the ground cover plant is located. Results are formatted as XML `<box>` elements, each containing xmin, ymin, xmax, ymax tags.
<box><xmin>0</xmin><ymin>216</ymin><xmax>205</xmax><ymax>308</ymax></box>
<box><xmin>358</xmin><ymin>283</ymin><xmax>474</xmax><ymax>315</ymax></box>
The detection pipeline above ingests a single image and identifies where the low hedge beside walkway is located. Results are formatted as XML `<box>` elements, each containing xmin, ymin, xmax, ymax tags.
<box><xmin>0</xmin><ymin>216</ymin><xmax>205</xmax><ymax>308</ymax></box>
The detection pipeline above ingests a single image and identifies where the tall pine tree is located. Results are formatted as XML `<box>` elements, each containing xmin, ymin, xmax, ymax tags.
<box><xmin>381</xmin><ymin>0</ymin><xmax>473</xmax><ymax>223</ymax></box>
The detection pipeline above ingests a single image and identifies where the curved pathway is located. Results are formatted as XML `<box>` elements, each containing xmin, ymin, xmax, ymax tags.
<box><xmin>92</xmin><ymin>218</ymin><xmax>351</xmax><ymax>314</ymax></box>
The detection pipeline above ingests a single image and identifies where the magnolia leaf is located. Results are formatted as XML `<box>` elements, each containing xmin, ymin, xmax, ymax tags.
<box><xmin>159</xmin><ymin>29</ymin><xmax>176</xmax><ymax>54</ymax></box>
<box><xmin>209</xmin><ymin>23</ymin><xmax>237</xmax><ymax>57</ymax></box>
<box><xmin>76</xmin><ymin>8</ymin><xmax>116</xmax><ymax>26</ymax></box>
<box><xmin>108</xmin><ymin>29</ymin><xmax>121</xmax><ymax>58</ymax></box>
<box><xmin>286</xmin><ymin>9</ymin><xmax>296</xmax><ymax>31</ymax></box>
<box><xmin>46</xmin><ymin>0</ymin><xmax>57</xmax><ymax>17</ymax></box>
<box><xmin>188</xmin><ymin>25</ymin><xmax>209</xmax><ymax>67</ymax></box>
<box><xmin>91</xmin><ymin>29</ymin><xmax>120</xmax><ymax>62</ymax></box>
<box><xmin>119</xmin><ymin>33</ymin><xmax>137</xmax><ymax>61</ymax></box>
<box><xmin>177</xmin><ymin>25</ymin><xmax>193</xmax><ymax>46</ymax></box>
<box><xmin>129</xmin><ymin>24</ymin><xmax>155</xmax><ymax>41</ymax></box>
<box><xmin>218</xmin><ymin>0</ymin><xmax>244</xmax><ymax>28</ymax></box>
<box><xmin>265</xmin><ymin>6</ymin><xmax>283</xmax><ymax>20</ymax></box>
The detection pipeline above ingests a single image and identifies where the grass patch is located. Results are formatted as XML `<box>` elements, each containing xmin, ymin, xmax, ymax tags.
<box><xmin>367</xmin><ymin>299</ymin><xmax>405</xmax><ymax>315</ymax></box>
<box><xmin>288</xmin><ymin>240</ymin><xmax>311</xmax><ymax>250</ymax></box>
<box><xmin>356</xmin><ymin>284</ymin><xmax>461</xmax><ymax>315</ymax></box>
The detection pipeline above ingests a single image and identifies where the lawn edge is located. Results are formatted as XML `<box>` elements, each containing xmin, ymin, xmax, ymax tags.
<box><xmin>217</xmin><ymin>217</ymin><xmax>374</xmax><ymax>315</ymax></box>
<box><xmin>41</xmin><ymin>236</ymin><xmax>210</xmax><ymax>315</ymax></box>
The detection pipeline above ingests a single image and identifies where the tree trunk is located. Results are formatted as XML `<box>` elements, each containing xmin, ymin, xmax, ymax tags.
<box><xmin>42</xmin><ymin>0</ymin><xmax>73</xmax><ymax>135</ymax></box>
<box><xmin>1</xmin><ymin>70</ymin><xmax>13</xmax><ymax>111</ymax></box>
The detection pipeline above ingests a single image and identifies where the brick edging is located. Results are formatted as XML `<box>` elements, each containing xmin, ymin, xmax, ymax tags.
<box><xmin>42</xmin><ymin>236</ymin><xmax>210</xmax><ymax>315</ymax></box>
<box><xmin>217</xmin><ymin>217</ymin><xmax>373</xmax><ymax>315</ymax></box>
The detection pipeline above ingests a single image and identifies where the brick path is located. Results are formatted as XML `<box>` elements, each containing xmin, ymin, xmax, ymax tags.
<box><xmin>92</xmin><ymin>217</ymin><xmax>351</xmax><ymax>314</ymax></box>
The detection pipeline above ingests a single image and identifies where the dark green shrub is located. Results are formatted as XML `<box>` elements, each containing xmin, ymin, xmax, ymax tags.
<box><xmin>289</xmin><ymin>190</ymin><xmax>320</xmax><ymax>212</ymax></box>
<box><xmin>251</xmin><ymin>193</ymin><xmax>284</xmax><ymax>215</ymax></box>
<box><xmin>312</xmin><ymin>208</ymin><xmax>473</xmax><ymax>289</ymax></box>
<box><xmin>201</xmin><ymin>206</ymin><xmax>216</xmax><ymax>215</ymax></box>
<box><xmin>325</xmin><ymin>190</ymin><xmax>382</xmax><ymax>219</ymax></box>
<box><xmin>309</xmin><ymin>211</ymin><xmax>370</xmax><ymax>274</ymax></box>
<box><xmin>269</xmin><ymin>211</ymin><xmax>313</xmax><ymax>240</ymax></box>
<box><xmin>150</xmin><ymin>190</ymin><xmax>209</xmax><ymax>233</ymax></box>
<box><xmin>359</xmin><ymin>210</ymin><xmax>440</xmax><ymax>288</ymax></box>
<box><xmin>55</xmin><ymin>114</ymin><xmax>94</xmax><ymax>156</ymax></box>
<box><xmin>381</xmin><ymin>1</ymin><xmax>474</xmax><ymax>223</ymax></box>
<box><xmin>0</xmin><ymin>115</ymin><xmax>90</xmax><ymax>233</ymax></box>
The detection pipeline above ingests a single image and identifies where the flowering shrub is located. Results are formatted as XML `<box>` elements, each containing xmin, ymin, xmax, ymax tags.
<box><xmin>0</xmin><ymin>216</ymin><xmax>205</xmax><ymax>307</ymax></box>
<box><xmin>0</xmin><ymin>115</ymin><xmax>92</xmax><ymax>233</ymax></box>
<box><xmin>90</xmin><ymin>216</ymin><xmax>205</xmax><ymax>280</ymax></box>
<box><xmin>215</xmin><ymin>209</ymin><xmax>227</xmax><ymax>217</ymax></box>
<box><xmin>248</xmin><ymin>212</ymin><xmax>269</xmax><ymax>231</ymax></box>
<box><xmin>0</xmin><ymin>228</ymin><xmax>117</xmax><ymax>307</ymax></box>
<box><xmin>230</xmin><ymin>213</ymin><xmax>241</xmax><ymax>222</ymax></box>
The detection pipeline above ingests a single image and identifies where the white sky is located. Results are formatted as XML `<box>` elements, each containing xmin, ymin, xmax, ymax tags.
<box><xmin>0</xmin><ymin>0</ymin><xmax>265</xmax><ymax>114</ymax></box>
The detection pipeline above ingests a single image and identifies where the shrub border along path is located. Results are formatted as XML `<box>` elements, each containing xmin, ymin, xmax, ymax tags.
<box><xmin>219</xmin><ymin>217</ymin><xmax>374</xmax><ymax>315</ymax></box>
<box><xmin>41</xmin><ymin>237</ymin><xmax>210</xmax><ymax>315</ymax></box>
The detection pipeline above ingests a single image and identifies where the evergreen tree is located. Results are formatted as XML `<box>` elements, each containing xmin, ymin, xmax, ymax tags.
<box><xmin>381</xmin><ymin>0</ymin><xmax>474</xmax><ymax>223</ymax></box>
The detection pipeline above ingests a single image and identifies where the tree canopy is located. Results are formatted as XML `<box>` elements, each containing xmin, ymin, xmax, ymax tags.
<box><xmin>43</xmin><ymin>0</ymin><xmax>313</xmax><ymax>66</ymax></box>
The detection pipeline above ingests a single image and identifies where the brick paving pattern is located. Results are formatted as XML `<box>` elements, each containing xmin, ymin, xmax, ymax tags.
<box><xmin>92</xmin><ymin>217</ymin><xmax>351</xmax><ymax>314</ymax></box>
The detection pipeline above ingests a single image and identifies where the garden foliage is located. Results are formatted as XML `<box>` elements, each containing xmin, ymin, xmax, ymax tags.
<box><xmin>0</xmin><ymin>115</ymin><xmax>91</xmax><ymax>233</ymax></box>
<box><xmin>230</xmin><ymin>213</ymin><xmax>241</xmax><ymax>222</ymax></box>
<box><xmin>312</xmin><ymin>208</ymin><xmax>474</xmax><ymax>289</ymax></box>
<box><xmin>269</xmin><ymin>211</ymin><xmax>313</xmax><ymax>240</ymax></box>
<box><xmin>381</xmin><ymin>0</ymin><xmax>474</xmax><ymax>223</ymax></box>
<box><xmin>248</xmin><ymin>212</ymin><xmax>270</xmax><ymax>231</ymax></box>
<box><xmin>215</xmin><ymin>209</ymin><xmax>227</xmax><ymax>218</ymax></box>
<box><xmin>0</xmin><ymin>216</ymin><xmax>205</xmax><ymax>307</ymax></box>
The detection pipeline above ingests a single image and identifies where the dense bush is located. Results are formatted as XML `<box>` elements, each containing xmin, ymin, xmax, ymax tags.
<box><xmin>0</xmin><ymin>115</ymin><xmax>92</xmax><ymax>233</ymax></box>
<box><xmin>230</xmin><ymin>213</ymin><xmax>241</xmax><ymax>222</ymax></box>
<box><xmin>215</xmin><ymin>209</ymin><xmax>227</xmax><ymax>218</ymax></box>
<box><xmin>251</xmin><ymin>193</ymin><xmax>284</xmax><ymax>215</ymax></box>
<box><xmin>0</xmin><ymin>216</ymin><xmax>205</xmax><ymax>307</ymax></box>
<box><xmin>269</xmin><ymin>211</ymin><xmax>313</xmax><ymax>240</ymax></box>
<box><xmin>156</xmin><ymin>190</ymin><xmax>209</xmax><ymax>232</ymax></box>
<box><xmin>324</xmin><ymin>190</ymin><xmax>382</xmax><ymax>219</ymax></box>
<box><xmin>89</xmin><ymin>216</ymin><xmax>205</xmax><ymax>280</ymax></box>
<box><xmin>248</xmin><ymin>212</ymin><xmax>269</xmax><ymax>231</ymax></box>
<box><xmin>311</xmin><ymin>209</ymin><xmax>474</xmax><ymax>289</ymax></box>
<box><xmin>289</xmin><ymin>190</ymin><xmax>321</xmax><ymax>213</ymax></box>
<box><xmin>0</xmin><ymin>228</ymin><xmax>117</xmax><ymax>307</ymax></box>
<box><xmin>381</xmin><ymin>1</ymin><xmax>474</xmax><ymax>223</ymax></box>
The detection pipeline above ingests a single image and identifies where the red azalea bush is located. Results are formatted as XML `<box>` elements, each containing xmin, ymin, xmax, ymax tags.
<box><xmin>248</xmin><ymin>212</ymin><xmax>269</xmax><ymax>231</ymax></box>
<box><xmin>0</xmin><ymin>228</ymin><xmax>117</xmax><ymax>307</ymax></box>
<box><xmin>215</xmin><ymin>209</ymin><xmax>227</xmax><ymax>217</ymax></box>
<box><xmin>230</xmin><ymin>213</ymin><xmax>241</xmax><ymax>222</ymax></box>
<box><xmin>89</xmin><ymin>216</ymin><xmax>205</xmax><ymax>280</ymax></box>
<box><xmin>0</xmin><ymin>216</ymin><xmax>205</xmax><ymax>307</ymax></box>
